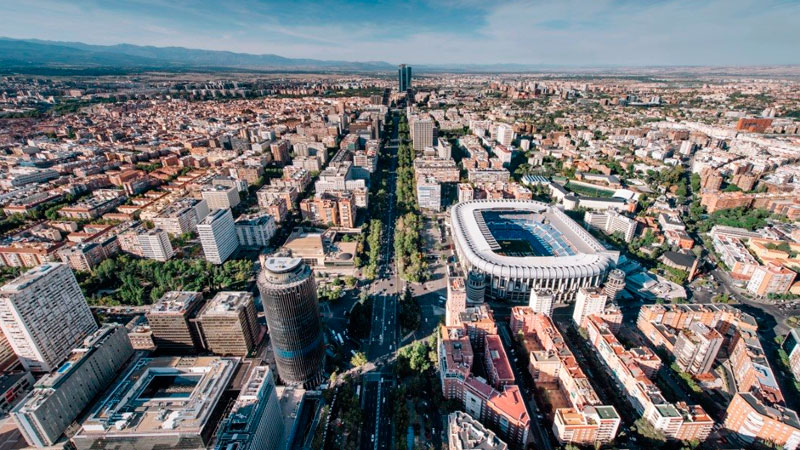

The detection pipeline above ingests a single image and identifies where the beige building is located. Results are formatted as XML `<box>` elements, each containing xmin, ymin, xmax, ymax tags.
<box><xmin>198</xmin><ymin>291</ymin><xmax>260</xmax><ymax>356</ymax></box>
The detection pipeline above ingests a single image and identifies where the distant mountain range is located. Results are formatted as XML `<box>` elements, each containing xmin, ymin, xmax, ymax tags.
<box><xmin>1</xmin><ymin>37</ymin><xmax>799</xmax><ymax>76</ymax></box>
<box><xmin>0</xmin><ymin>37</ymin><xmax>396</xmax><ymax>72</ymax></box>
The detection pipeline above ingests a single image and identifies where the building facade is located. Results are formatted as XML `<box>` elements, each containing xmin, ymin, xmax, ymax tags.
<box><xmin>0</xmin><ymin>263</ymin><xmax>97</xmax><ymax>372</ymax></box>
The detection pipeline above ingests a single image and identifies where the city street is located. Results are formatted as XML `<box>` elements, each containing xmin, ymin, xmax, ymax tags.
<box><xmin>361</xmin><ymin>110</ymin><xmax>402</xmax><ymax>450</ymax></box>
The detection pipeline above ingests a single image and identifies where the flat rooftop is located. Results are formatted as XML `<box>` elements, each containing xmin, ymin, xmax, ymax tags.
<box><xmin>76</xmin><ymin>356</ymin><xmax>238</xmax><ymax>438</ymax></box>
<box><xmin>0</xmin><ymin>262</ymin><xmax>63</xmax><ymax>293</ymax></box>
<box><xmin>201</xmin><ymin>291</ymin><xmax>252</xmax><ymax>316</ymax></box>
<box><xmin>149</xmin><ymin>291</ymin><xmax>202</xmax><ymax>315</ymax></box>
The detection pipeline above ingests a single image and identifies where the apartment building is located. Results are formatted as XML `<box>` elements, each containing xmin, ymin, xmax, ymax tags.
<box><xmin>235</xmin><ymin>212</ymin><xmax>277</xmax><ymax>247</ymax></box>
<box><xmin>437</xmin><ymin>313</ymin><xmax>530</xmax><ymax>447</ymax></box>
<box><xmin>584</xmin><ymin>210</ymin><xmax>637</xmax><ymax>243</ymax></box>
<box><xmin>299</xmin><ymin>191</ymin><xmax>357</xmax><ymax>228</ymax></box>
<box><xmin>673</xmin><ymin>322</ymin><xmax>723</xmax><ymax>375</ymax></box>
<box><xmin>572</xmin><ymin>287</ymin><xmax>608</xmax><ymax>329</ymax></box>
<box><xmin>510</xmin><ymin>307</ymin><xmax>620</xmax><ymax>445</ymax></box>
<box><xmin>153</xmin><ymin>198</ymin><xmax>210</xmax><ymax>236</ymax></box>
<box><xmin>202</xmin><ymin>184</ymin><xmax>240</xmax><ymax>210</ymax></box>
<box><xmin>0</xmin><ymin>263</ymin><xmax>97</xmax><ymax>372</ymax></box>
<box><xmin>197</xmin><ymin>208</ymin><xmax>238</xmax><ymax>264</ymax></box>
<box><xmin>724</xmin><ymin>392</ymin><xmax>800</xmax><ymax>450</ymax></box>
<box><xmin>747</xmin><ymin>263</ymin><xmax>796</xmax><ymax>296</ymax></box>
<box><xmin>137</xmin><ymin>228</ymin><xmax>175</xmax><ymax>261</ymax></box>
<box><xmin>446</xmin><ymin>276</ymin><xmax>467</xmax><ymax>327</ymax></box>
<box><xmin>585</xmin><ymin>315</ymin><xmax>712</xmax><ymax>441</ymax></box>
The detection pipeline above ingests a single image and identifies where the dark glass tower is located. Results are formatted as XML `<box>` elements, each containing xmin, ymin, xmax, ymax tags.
<box><xmin>257</xmin><ymin>257</ymin><xmax>324</xmax><ymax>387</ymax></box>
<box><xmin>398</xmin><ymin>64</ymin><xmax>412</xmax><ymax>91</ymax></box>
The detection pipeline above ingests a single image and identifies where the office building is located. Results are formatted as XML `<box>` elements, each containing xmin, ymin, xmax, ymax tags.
<box><xmin>603</xmin><ymin>269</ymin><xmax>626</xmax><ymax>300</ymax></box>
<box><xmin>0</xmin><ymin>263</ymin><xmax>97</xmax><ymax>372</ymax></box>
<box><xmin>12</xmin><ymin>325</ymin><xmax>134</xmax><ymax>448</ymax></box>
<box><xmin>215</xmin><ymin>366</ymin><xmax>284</xmax><ymax>450</ymax></box>
<box><xmin>202</xmin><ymin>184</ymin><xmax>241</xmax><ymax>210</ymax></box>
<box><xmin>198</xmin><ymin>208</ymin><xmax>239</xmax><ymax>264</ymax></box>
<box><xmin>146</xmin><ymin>291</ymin><xmax>205</xmax><ymax>353</ymax></box>
<box><xmin>0</xmin><ymin>371</ymin><xmax>34</xmax><ymax>414</ymax></box>
<box><xmin>235</xmin><ymin>212</ymin><xmax>277</xmax><ymax>247</ymax></box>
<box><xmin>198</xmin><ymin>291</ymin><xmax>260</xmax><ymax>357</ymax></box>
<box><xmin>257</xmin><ymin>258</ymin><xmax>325</xmax><ymax>387</ymax></box>
<box><xmin>528</xmin><ymin>289</ymin><xmax>554</xmax><ymax>316</ymax></box>
<box><xmin>448</xmin><ymin>411</ymin><xmax>508</xmax><ymax>450</ymax></box>
<box><xmin>72</xmin><ymin>356</ymin><xmax>239</xmax><ymax>449</ymax></box>
<box><xmin>572</xmin><ymin>287</ymin><xmax>608</xmax><ymax>329</ymax></box>
<box><xmin>398</xmin><ymin>64</ymin><xmax>412</xmax><ymax>91</ymax></box>
<box><xmin>417</xmin><ymin>175</ymin><xmax>442</xmax><ymax>212</ymax></box>
<box><xmin>412</xmin><ymin>118</ymin><xmax>435</xmax><ymax>152</ymax></box>
<box><xmin>673</xmin><ymin>322</ymin><xmax>723</xmax><ymax>375</ymax></box>
<box><xmin>137</xmin><ymin>228</ymin><xmax>175</xmax><ymax>261</ymax></box>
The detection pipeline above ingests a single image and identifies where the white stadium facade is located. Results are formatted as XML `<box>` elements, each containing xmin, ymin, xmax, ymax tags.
<box><xmin>450</xmin><ymin>199</ymin><xmax>619</xmax><ymax>302</ymax></box>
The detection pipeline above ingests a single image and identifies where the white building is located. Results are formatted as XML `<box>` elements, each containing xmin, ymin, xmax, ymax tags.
<box><xmin>495</xmin><ymin>123</ymin><xmax>515</xmax><ymax>147</ymax></box>
<box><xmin>529</xmin><ymin>289</ymin><xmax>554</xmax><ymax>317</ymax></box>
<box><xmin>202</xmin><ymin>185</ymin><xmax>241</xmax><ymax>210</ymax></box>
<box><xmin>572</xmin><ymin>287</ymin><xmax>608</xmax><ymax>328</ymax></box>
<box><xmin>0</xmin><ymin>263</ymin><xmax>97</xmax><ymax>372</ymax></box>
<box><xmin>584</xmin><ymin>210</ymin><xmax>637</xmax><ymax>243</ymax></box>
<box><xmin>153</xmin><ymin>198</ymin><xmax>210</xmax><ymax>236</ymax></box>
<box><xmin>137</xmin><ymin>228</ymin><xmax>175</xmax><ymax>261</ymax></box>
<box><xmin>417</xmin><ymin>175</ymin><xmax>442</xmax><ymax>212</ymax></box>
<box><xmin>235</xmin><ymin>213</ymin><xmax>277</xmax><ymax>248</ymax></box>
<box><xmin>198</xmin><ymin>209</ymin><xmax>238</xmax><ymax>264</ymax></box>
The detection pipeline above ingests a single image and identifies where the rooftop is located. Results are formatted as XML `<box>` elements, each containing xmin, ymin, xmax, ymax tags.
<box><xmin>149</xmin><ymin>291</ymin><xmax>202</xmax><ymax>315</ymax></box>
<box><xmin>76</xmin><ymin>356</ymin><xmax>239</xmax><ymax>438</ymax></box>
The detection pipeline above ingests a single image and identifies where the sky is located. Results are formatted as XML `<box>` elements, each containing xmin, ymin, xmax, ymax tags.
<box><xmin>2</xmin><ymin>0</ymin><xmax>799</xmax><ymax>66</ymax></box>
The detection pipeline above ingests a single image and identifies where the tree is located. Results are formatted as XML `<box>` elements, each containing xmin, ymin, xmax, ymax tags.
<box><xmin>350</xmin><ymin>352</ymin><xmax>367</xmax><ymax>367</ymax></box>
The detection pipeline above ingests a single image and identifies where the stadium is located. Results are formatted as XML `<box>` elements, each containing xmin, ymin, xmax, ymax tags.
<box><xmin>450</xmin><ymin>199</ymin><xmax>619</xmax><ymax>302</ymax></box>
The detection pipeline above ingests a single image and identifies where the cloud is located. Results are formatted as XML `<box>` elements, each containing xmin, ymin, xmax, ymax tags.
<box><xmin>0</xmin><ymin>0</ymin><xmax>797</xmax><ymax>65</ymax></box>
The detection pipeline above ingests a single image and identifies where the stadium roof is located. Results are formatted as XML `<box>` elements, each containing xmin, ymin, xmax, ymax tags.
<box><xmin>451</xmin><ymin>200</ymin><xmax>618</xmax><ymax>280</ymax></box>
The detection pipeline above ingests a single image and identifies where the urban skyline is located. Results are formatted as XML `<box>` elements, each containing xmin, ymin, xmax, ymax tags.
<box><xmin>1</xmin><ymin>0</ymin><xmax>799</xmax><ymax>66</ymax></box>
<box><xmin>2</xmin><ymin>2</ymin><xmax>800</xmax><ymax>450</ymax></box>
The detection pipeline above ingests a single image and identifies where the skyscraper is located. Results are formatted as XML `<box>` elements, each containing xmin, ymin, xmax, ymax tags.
<box><xmin>398</xmin><ymin>64</ymin><xmax>412</xmax><ymax>91</ymax></box>
<box><xmin>197</xmin><ymin>208</ymin><xmax>238</xmax><ymax>264</ymax></box>
<box><xmin>0</xmin><ymin>263</ymin><xmax>97</xmax><ymax>372</ymax></box>
<box><xmin>412</xmin><ymin>118</ymin><xmax>435</xmax><ymax>152</ymax></box>
<box><xmin>257</xmin><ymin>257</ymin><xmax>324</xmax><ymax>387</ymax></box>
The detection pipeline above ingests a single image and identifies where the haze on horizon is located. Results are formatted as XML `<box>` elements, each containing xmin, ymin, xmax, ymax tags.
<box><xmin>2</xmin><ymin>0</ymin><xmax>799</xmax><ymax>67</ymax></box>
